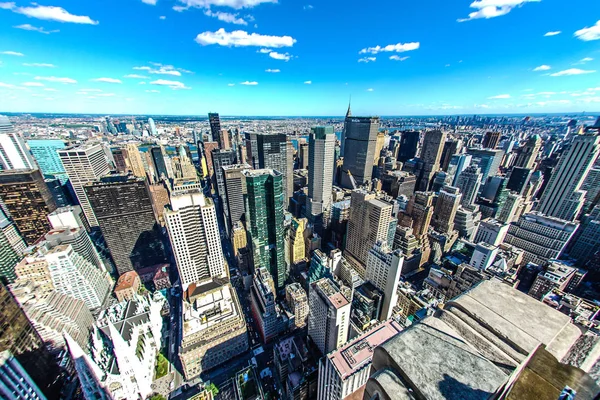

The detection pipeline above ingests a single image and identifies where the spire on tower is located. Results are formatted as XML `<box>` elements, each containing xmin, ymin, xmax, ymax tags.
<box><xmin>346</xmin><ymin>96</ymin><xmax>352</xmax><ymax>118</ymax></box>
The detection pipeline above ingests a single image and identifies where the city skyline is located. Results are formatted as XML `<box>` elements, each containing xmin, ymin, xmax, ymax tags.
<box><xmin>0</xmin><ymin>1</ymin><xmax>599</xmax><ymax>116</ymax></box>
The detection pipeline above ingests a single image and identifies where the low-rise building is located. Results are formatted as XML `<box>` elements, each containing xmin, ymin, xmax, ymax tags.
<box><xmin>114</xmin><ymin>270</ymin><xmax>141</xmax><ymax>302</ymax></box>
<box><xmin>285</xmin><ymin>283</ymin><xmax>308</xmax><ymax>329</ymax></box>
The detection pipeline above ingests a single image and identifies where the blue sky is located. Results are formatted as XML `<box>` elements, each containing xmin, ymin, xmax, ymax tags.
<box><xmin>0</xmin><ymin>0</ymin><xmax>599</xmax><ymax>116</ymax></box>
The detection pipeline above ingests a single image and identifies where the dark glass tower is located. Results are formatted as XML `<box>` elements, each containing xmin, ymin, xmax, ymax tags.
<box><xmin>208</xmin><ymin>112</ymin><xmax>222</xmax><ymax>147</ymax></box>
<box><xmin>341</xmin><ymin>115</ymin><xmax>380</xmax><ymax>188</ymax></box>
<box><xmin>398</xmin><ymin>131</ymin><xmax>420</xmax><ymax>163</ymax></box>
<box><xmin>150</xmin><ymin>146</ymin><xmax>168</xmax><ymax>180</ymax></box>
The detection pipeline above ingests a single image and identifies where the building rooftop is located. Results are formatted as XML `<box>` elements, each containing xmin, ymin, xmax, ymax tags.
<box><xmin>115</xmin><ymin>271</ymin><xmax>139</xmax><ymax>291</ymax></box>
<box><xmin>314</xmin><ymin>278</ymin><xmax>349</xmax><ymax>310</ymax></box>
<box><xmin>329</xmin><ymin>320</ymin><xmax>402</xmax><ymax>380</ymax></box>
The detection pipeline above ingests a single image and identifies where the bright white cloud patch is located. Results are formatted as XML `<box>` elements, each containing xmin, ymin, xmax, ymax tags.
<box><xmin>92</xmin><ymin>77</ymin><xmax>122</xmax><ymax>84</ymax></box>
<box><xmin>366</xmin><ymin>88</ymin><xmax>374</xmax><ymax>92</ymax></box>
<box><xmin>145</xmin><ymin>90</ymin><xmax>160</xmax><ymax>93</ymax></box>
<box><xmin>544</xmin><ymin>31</ymin><xmax>561</xmax><ymax>37</ymax></box>
<box><xmin>22</xmin><ymin>82</ymin><xmax>44</xmax><ymax>87</ymax></box>
<box><xmin>575</xmin><ymin>20</ymin><xmax>600</xmax><ymax>41</ymax></box>
<box><xmin>142</xmin><ymin>0</ymin><xmax>158</xmax><ymax>4</ymax></box>
<box><xmin>269</xmin><ymin>51</ymin><xmax>290</xmax><ymax>61</ymax></box>
<box><xmin>204</xmin><ymin>9</ymin><xmax>247</xmax><ymax>25</ymax></box>
<box><xmin>550</xmin><ymin>68</ymin><xmax>596</xmax><ymax>76</ymax></box>
<box><xmin>304</xmin><ymin>80</ymin><xmax>311</xmax><ymax>84</ymax></box>
<box><xmin>0</xmin><ymin>3</ymin><xmax>98</xmax><ymax>25</ymax></box>
<box><xmin>159</xmin><ymin>15</ymin><xmax>166</xmax><ymax>19</ymax></box>
<box><xmin>195</xmin><ymin>28</ymin><xmax>296</xmax><ymax>48</ymax></box>
<box><xmin>176</xmin><ymin>0</ymin><xmax>276</xmax><ymax>10</ymax></box>
<box><xmin>358</xmin><ymin>57</ymin><xmax>376</xmax><ymax>63</ymax></box>
<box><xmin>35</xmin><ymin>76</ymin><xmax>77</xmax><ymax>84</ymax></box>
<box><xmin>14</xmin><ymin>24</ymin><xmax>58</xmax><ymax>34</ymax></box>
<box><xmin>133</xmin><ymin>63</ymin><xmax>191</xmax><ymax>76</ymax></box>
<box><xmin>150</xmin><ymin>79</ymin><xmax>190</xmax><ymax>89</ymax></box>
<box><xmin>23</xmin><ymin>63</ymin><xmax>56</xmax><ymax>67</ymax></box>
<box><xmin>124</xmin><ymin>74</ymin><xmax>148</xmax><ymax>79</ymax></box>
<box><xmin>240</xmin><ymin>81</ymin><xmax>258</xmax><ymax>85</ymax></box>
<box><xmin>533</xmin><ymin>65</ymin><xmax>551</xmax><ymax>71</ymax></box>
<box><xmin>359</xmin><ymin>42</ymin><xmax>419</xmax><ymax>55</ymax></box>
<box><xmin>458</xmin><ymin>0</ymin><xmax>540</xmax><ymax>22</ymax></box>
<box><xmin>2</xmin><ymin>51</ymin><xmax>24</xmax><ymax>56</ymax></box>
<box><xmin>265</xmin><ymin>69</ymin><xmax>280</xmax><ymax>73</ymax></box>
<box><xmin>390</xmin><ymin>55</ymin><xmax>409</xmax><ymax>61</ymax></box>
<box><xmin>488</xmin><ymin>94</ymin><xmax>511</xmax><ymax>99</ymax></box>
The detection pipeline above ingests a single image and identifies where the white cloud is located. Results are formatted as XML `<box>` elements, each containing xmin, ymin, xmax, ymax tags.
<box><xmin>488</xmin><ymin>94</ymin><xmax>511</xmax><ymax>99</ymax></box>
<box><xmin>133</xmin><ymin>63</ymin><xmax>191</xmax><ymax>76</ymax></box>
<box><xmin>2</xmin><ymin>51</ymin><xmax>24</xmax><ymax>56</ymax></box>
<box><xmin>533</xmin><ymin>65</ymin><xmax>551</xmax><ymax>71</ymax></box>
<box><xmin>303</xmin><ymin>4</ymin><xmax>313</xmax><ymax>9</ymax></box>
<box><xmin>544</xmin><ymin>31</ymin><xmax>561</xmax><ymax>37</ymax></box>
<box><xmin>575</xmin><ymin>20</ymin><xmax>600</xmax><ymax>41</ymax></box>
<box><xmin>0</xmin><ymin>82</ymin><xmax>24</xmax><ymax>89</ymax></box>
<box><xmin>14</xmin><ymin>24</ymin><xmax>58</xmax><ymax>34</ymax></box>
<box><xmin>265</xmin><ymin>69</ymin><xmax>280</xmax><ymax>73</ymax></box>
<box><xmin>96</xmin><ymin>93</ymin><xmax>115</xmax><ymax>97</ymax></box>
<box><xmin>550</xmin><ymin>68</ymin><xmax>596</xmax><ymax>77</ymax></box>
<box><xmin>358</xmin><ymin>57</ymin><xmax>376</xmax><ymax>63</ymax></box>
<box><xmin>142</xmin><ymin>0</ymin><xmax>158</xmax><ymax>4</ymax></box>
<box><xmin>228</xmin><ymin>83</ymin><xmax>235</xmax><ymax>86</ymax></box>
<box><xmin>23</xmin><ymin>63</ymin><xmax>55</xmax><ymax>67</ymax></box>
<box><xmin>80</xmin><ymin>88</ymin><xmax>103</xmax><ymax>92</ymax></box>
<box><xmin>35</xmin><ymin>76</ymin><xmax>77</xmax><ymax>84</ymax></box>
<box><xmin>145</xmin><ymin>89</ymin><xmax>160</xmax><ymax>93</ymax></box>
<box><xmin>359</xmin><ymin>42</ymin><xmax>419</xmax><ymax>55</ymax></box>
<box><xmin>159</xmin><ymin>15</ymin><xmax>166</xmax><ymax>19</ymax></box>
<box><xmin>195</xmin><ymin>28</ymin><xmax>296</xmax><ymax>48</ymax></box>
<box><xmin>44</xmin><ymin>88</ymin><xmax>57</xmax><ymax>92</ymax></box>
<box><xmin>575</xmin><ymin>57</ymin><xmax>594</xmax><ymax>65</ymax></box>
<box><xmin>204</xmin><ymin>9</ymin><xmax>247</xmax><ymax>25</ymax></box>
<box><xmin>22</xmin><ymin>82</ymin><xmax>44</xmax><ymax>87</ymax></box>
<box><xmin>304</xmin><ymin>80</ymin><xmax>311</xmax><ymax>84</ymax></box>
<box><xmin>458</xmin><ymin>0</ymin><xmax>539</xmax><ymax>22</ymax></box>
<box><xmin>124</xmin><ymin>74</ymin><xmax>148</xmax><ymax>79</ymax></box>
<box><xmin>92</xmin><ymin>77</ymin><xmax>122</xmax><ymax>84</ymax></box>
<box><xmin>269</xmin><ymin>51</ymin><xmax>290</xmax><ymax>61</ymax></box>
<box><xmin>390</xmin><ymin>55</ymin><xmax>409</xmax><ymax>61</ymax></box>
<box><xmin>366</xmin><ymin>88</ymin><xmax>374</xmax><ymax>92</ymax></box>
<box><xmin>0</xmin><ymin>3</ymin><xmax>98</xmax><ymax>25</ymax></box>
<box><xmin>175</xmin><ymin>0</ymin><xmax>276</xmax><ymax>10</ymax></box>
<box><xmin>258</xmin><ymin>48</ymin><xmax>272</xmax><ymax>53</ymax></box>
<box><xmin>150</xmin><ymin>79</ymin><xmax>191</xmax><ymax>89</ymax></box>
<box><xmin>240</xmin><ymin>81</ymin><xmax>258</xmax><ymax>85</ymax></box>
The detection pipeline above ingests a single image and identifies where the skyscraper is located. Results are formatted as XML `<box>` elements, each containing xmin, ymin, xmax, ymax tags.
<box><xmin>345</xmin><ymin>190</ymin><xmax>394</xmax><ymax>277</ymax></box>
<box><xmin>164</xmin><ymin>189</ymin><xmax>226</xmax><ymax>288</ymax></box>
<box><xmin>401</xmin><ymin>191</ymin><xmax>435</xmax><ymax>240</ymax></box>
<box><xmin>243</xmin><ymin>169</ymin><xmax>286</xmax><ymax>289</ymax></box>
<box><xmin>223</xmin><ymin>163</ymin><xmax>251</xmax><ymax>231</ymax></box>
<box><xmin>208</xmin><ymin>112</ymin><xmax>221</xmax><ymax>146</ymax></box>
<box><xmin>431</xmin><ymin>185</ymin><xmax>462</xmax><ymax>234</ymax></box>
<box><xmin>58</xmin><ymin>144</ymin><xmax>111</xmax><ymax>228</ymax></box>
<box><xmin>482</xmin><ymin>131</ymin><xmax>501</xmax><ymax>149</ymax></box>
<box><xmin>149</xmin><ymin>146</ymin><xmax>170</xmax><ymax>180</ymax></box>
<box><xmin>27</xmin><ymin>139</ymin><xmax>68</xmax><ymax>183</ymax></box>
<box><xmin>289</xmin><ymin>217</ymin><xmax>307</xmax><ymax>265</ymax></box>
<box><xmin>415</xmin><ymin>130</ymin><xmax>446</xmax><ymax>192</ymax></box>
<box><xmin>148</xmin><ymin>118</ymin><xmax>157</xmax><ymax>136</ymax></box>
<box><xmin>308</xmin><ymin>278</ymin><xmax>351</xmax><ymax>356</ymax></box>
<box><xmin>0</xmin><ymin>351</ymin><xmax>48</xmax><ymax>400</ymax></box>
<box><xmin>340</xmin><ymin>116</ymin><xmax>380</xmax><ymax>188</ymax></box>
<box><xmin>124</xmin><ymin>143</ymin><xmax>146</xmax><ymax>178</ymax></box>
<box><xmin>84</xmin><ymin>173</ymin><xmax>164</xmax><ymax>274</ymax></box>
<box><xmin>538</xmin><ymin>132</ymin><xmax>600</xmax><ymax>221</ymax></box>
<box><xmin>0</xmin><ymin>208</ymin><xmax>22</xmax><ymax>283</ymax></box>
<box><xmin>0</xmin><ymin>169</ymin><xmax>56</xmax><ymax>245</ymax></box>
<box><xmin>211</xmin><ymin>148</ymin><xmax>236</xmax><ymax>206</ymax></box>
<box><xmin>299</xmin><ymin>140</ymin><xmax>309</xmax><ymax>169</ymax></box>
<box><xmin>467</xmin><ymin>148</ymin><xmax>504</xmax><ymax>183</ymax></box>
<box><xmin>365</xmin><ymin>241</ymin><xmax>403</xmax><ymax>321</ymax></box>
<box><xmin>307</xmin><ymin>126</ymin><xmax>335</xmax><ymax>222</ymax></box>
<box><xmin>514</xmin><ymin>134</ymin><xmax>542</xmax><ymax>169</ymax></box>
<box><xmin>397</xmin><ymin>131</ymin><xmax>420</xmax><ymax>163</ymax></box>
<box><xmin>0</xmin><ymin>116</ymin><xmax>36</xmax><ymax>171</ymax></box>
<box><xmin>456</xmin><ymin>165</ymin><xmax>482</xmax><ymax>208</ymax></box>
<box><xmin>250</xmin><ymin>133</ymin><xmax>293</xmax><ymax>205</ymax></box>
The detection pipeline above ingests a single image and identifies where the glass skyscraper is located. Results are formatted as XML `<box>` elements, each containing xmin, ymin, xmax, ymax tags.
<box><xmin>27</xmin><ymin>139</ymin><xmax>68</xmax><ymax>184</ymax></box>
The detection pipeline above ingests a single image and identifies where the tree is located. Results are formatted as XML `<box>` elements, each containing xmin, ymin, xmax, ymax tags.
<box><xmin>149</xmin><ymin>395</ymin><xmax>166</xmax><ymax>400</ymax></box>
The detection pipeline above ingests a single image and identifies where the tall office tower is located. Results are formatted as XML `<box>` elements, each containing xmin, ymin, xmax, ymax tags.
<box><xmin>84</xmin><ymin>174</ymin><xmax>163</xmax><ymax>274</ymax></box>
<box><xmin>431</xmin><ymin>185</ymin><xmax>462</xmax><ymax>234</ymax></box>
<box><xmin>208</xmin><ymin>112</ymin><xmax>222</xmax><ymax>146</ymax></box>
<box><xmin>340</xmin><ymin>116</ymin><xmax>380</xmax><ymax>188</ymax></box>
<box><xmin>231</xmin><ymin>221</ymin><xmax>247</xmax><ymax>257</ymax></box>
<box><xmin>58</xmin><ymin>144</ymin><xmax>111</xmax><ymax>228</ymax></box>
<box><xmin>307</xmin><ymin>126</ymin><xmax>335</xmax><ymax>222</ymax></box>
<box><xmin>124</xmin><ymin>143</ymin><xmax>146</xmax><ymax>178</ymax></box>
<box><xmin>456</xmin><ymin>165</ymin><xmax>482</xmax><ymax>208</ymax></box>
<box><xmin>164</xmin><ymin>190</ymin><xmax>226</xmax><ymax>289</ymax></box>
<box><xmin>467</xmin><ymin>148</ymin><xmax>504</xmax><ymax>183</ymax></box>
<box><xmin>211</xmin><ymin>148</ymin><xmax>236</xmax><ymax>208</ymax></box>
<box><xmin>448</xmin><ymin>153</ymin><xmax>472</xmax><ymax>186</ymax></box>
<box><xmin>180</xmin><ymin>279</ymin><xmax>248</xmax><ymax>380</ymax></box>
<box><xmin>0</xmin><ymin>350</ymin><xmax>48</xmax><ymax>400</ymax></box>
<box><xmin>366</xmin><ymin>241</ymin><xmax>403</xmax><ymax>320</ymax></box>
<box><xmin>482</xmin><ymin>131</ymin><xmax>501</xmax><ymax>149</ymax></box>
<box><xmin>148</xmin><ymin>118</ymin><xmax>157</xmax><ymax>136</ymax></box>
<box><xmin>203</xmin><ymin>141</ymin><xmax>219</xmax><ymax>176</ymax></box>
<box><xmin>172</xmin><ymin>154</ymin><xmax>198</xmax><ymax>182</ymax></box>
<box><xmin>27</xmin><ymin>139</ymin><xmax>68</xmax><ymax>183</ymax></box>
<box><xmin>415</xmin><ymin>130</ymin><xmax>446</xmax><ymax>192</ymax></box>
<box><xmin>316</xmin><ymin>320</ymin><xmax>402</xmax><ymax>400</ymax></box>
<box><xmin>538</xmin><ymin>133</ymin><xmax>600</xmax><ymax>221</ymax></box>
<box><xmin>503</xmin><ymin>212</ymin><xmax>579</xmax><ymax>266</ymax></box>
<box><xmin>0</xmin><ymin>116</ymin><xmax>36</xmax><ymax>171</ymax></box>
<box><xmin>243</xmin><ymin>169</ymin><xmax>286</xmax><ymax>289</ymax></box>
<box><xmin>0</xmin><ymin>283</ymin><xmax>60</xmax><ymax>398</ymax></box>
<box><xmin>401</xmin><ymin>191</ymin><xmax>435</xmax><ymax>240</ymax></box>
<box><xmin>250</xmin><ymin>133</ymin><xmax>292</xmax><ymax>204</ymax></box>
<box><xmin>454</xmin><ymin>206</ymin><xmax>480</xmax><ymax>241</ymax></box>
<box><xmin>571</xmin><ymin>207</ymin><xmax>600</xmax><ymax>263</ymax></box>
<box><xmin>251</xmin><ymin>267</ymin><xmax>285</xmax><ymax>343</ymax></box>
<box><xmin>496</xmin><ymin>192</ymin><xmax>523</xmax><ymax>224</ymax></box>
<box><xmin>8</xmin><ymin>281</ymin><xmax>94</xmax><ymax>351</ymax></box>
<box><xmin>514</xmin><ymin>134</ymin><xmax>542</xmax><ymax>169</ymax></box>
<box><xmin>219</xmin><ymin>129</ymin><xmax>231</xmax><ymax>150</ymax></box>
<box><xmin>111</xmin><ymin>148</ymin><xmax>127</xmax><ymax>172</ymax></box>
<box><xmin>506</xmin><ymin>167</ymin><xmax>532</xmax><ymax>195</ymax></box>
<box><xmin>345</xmin><ymin>190</ymin><xmax>394</xmax><ymax>277</ymax></box>
<box><xmin>141</xmin><ymin>151</ymin><xmax>157</xmax><ymax>182</ymax></box>
<box><xmin>223</xmin><ymin>163</ymin><xmax>251</xmax><ymax>231</ymax></box>
<box><xmin>397</xmin><ymin>130</ymin><xmax>419</xmax><ymax>163</ymax></box>
<box><xmin>374</xmin><ymin>131</ymin><xmax>386</xmax><ymax>166</ymax></box>
<box><xmin>289</xmin><ymin>217</ymin><xmax>307</xmax><ymax>265</ymax></box>
<box><xmin>308</xmin><ymin>278</ymin><xmax>351</xmax><ymax>355</ymax></box>
<box><xmin>285</xmin><ymin>283</ymin><xmax>308</xmax><ymax>328</ymax></box>
<box><xmin>474</xmin><ymin>218</ymin><xmax>509</xmax><ymax>246</ymax></box>
<box><xmin>44</xmin><ymin>226</ymin><xmax>105</xmax><ymax>273</ymax></box>
<box><xmin>0</xmin><ymin>209</ymin><xmax>22</xmax><ymax>283</ymax></box>
<box><xmin>582</xmin><ymin>167</ymin><xmax>600</xmax><ymax>212</ymax></box>
<box><xmin>149</xmin><ymin>146</ymin><xmax>170</xmax><ymax>180</ymax></box>
<box><xmin>299</xmin><ymin>140</ymin><xmax>309</xmax><ymax>169</ymax></box>
<box><xmin>286</xmin><ymin>139</ymin><xmax>294</xmax><ymax>202</ymax></box>
<box><xmin>0</xmin><ymin>169</ymin><xmax>56</xmax><ymax>244</ymax></box>
<box><xmin>440</xmin><ymin>139</ymin><xmax>461</xmax><ymax>172</ymax></box>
